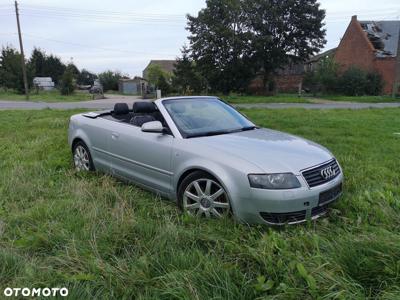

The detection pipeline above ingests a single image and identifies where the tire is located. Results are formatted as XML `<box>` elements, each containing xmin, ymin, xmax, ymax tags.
<box><xmin>72</xmin><ymin>141</ymin><xmax>95</xmax><ymax>171</ymax></box>
<box><xmin>178</xmin><ymin>171</ymin><xmax>230</xmax><ymax>218</ymax></box>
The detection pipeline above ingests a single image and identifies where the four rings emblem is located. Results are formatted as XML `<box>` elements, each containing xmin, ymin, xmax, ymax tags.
<box><xmin>320</xmin><ymin>166</ymin><xmax>336</xmax><ymax>180</ymax></box>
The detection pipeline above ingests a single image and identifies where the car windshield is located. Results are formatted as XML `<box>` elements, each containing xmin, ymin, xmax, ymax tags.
<box><xmin>163</xmin><ymin>98</ymin><xmax>256</xmax><ymax>138</ymax></box>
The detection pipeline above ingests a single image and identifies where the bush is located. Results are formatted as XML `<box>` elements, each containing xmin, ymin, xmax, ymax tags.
<box><xmin>59</xmin><ymin>68</ymin><xmax>75</xmax><ymax>95</ymax></box>
<box><xmin>338</xmin><ymin>67</ymin><xmax>367</xmax><ymax>96</ymax></box>
<box><xmin>303</xmin><ymin>57</ymin><xmax>338</xmax><ymax>94</ymax></box>
<box><xmin>304</xmin><ymin>60</ymin><xmax>384</xmax><ymax>96</ymax></box>
<box><xmin>365</xmin><ymin>72</ymin><xmax>384</xmax><ymax>96</ymax></box>
<box><xmin>98</xmin><ymin>70</ymin><xmax>124</xmax><ymax>91</ymax></box>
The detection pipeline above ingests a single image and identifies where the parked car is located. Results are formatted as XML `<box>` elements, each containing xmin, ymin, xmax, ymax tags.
<box><xmin>68</xmin><ymin>96</ymin><xmax>343</xmax><ymax>225</ymax></box>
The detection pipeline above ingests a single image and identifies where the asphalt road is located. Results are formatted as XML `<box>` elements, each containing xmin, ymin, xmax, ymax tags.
<box><xmin>0</xmin><ymin>96</ymin><xmax>400</xmax><ymax>110</ymax></box>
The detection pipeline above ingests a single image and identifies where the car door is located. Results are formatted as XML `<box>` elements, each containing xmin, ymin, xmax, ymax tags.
<box><xmin>83</xmin><ymin>118</ymin><xmax>114</xmax><ymax>173</ymax></box>
<box><xmin>106</xmin><ymin>122</ymin><xmax>174</xmax><ymax>195</ymax></box>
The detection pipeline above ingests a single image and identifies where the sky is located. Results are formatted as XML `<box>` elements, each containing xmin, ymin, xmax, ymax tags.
<box><xmin>1</xmin><ymin>0</ymin><xmax>400</xmax><ymax>77</ymax></box>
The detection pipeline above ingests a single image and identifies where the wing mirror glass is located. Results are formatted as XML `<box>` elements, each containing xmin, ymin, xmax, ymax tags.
<box><xmin>141</xmin><ymin>121</ymin><xmax>164</xmax><ymax>133</ymax></box>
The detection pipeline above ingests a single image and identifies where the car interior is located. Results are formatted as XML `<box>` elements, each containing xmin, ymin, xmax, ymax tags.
<box><xmin>101</xmin><ymin>102</ymin><xmax>169</xmax><ymax>129</ymax></box>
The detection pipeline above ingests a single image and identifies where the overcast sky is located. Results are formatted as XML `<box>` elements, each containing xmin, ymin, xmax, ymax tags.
<box><xmin>1</xmin><ymin>0</ymin><xmax>400</xmax><ymax>77</ymax></box>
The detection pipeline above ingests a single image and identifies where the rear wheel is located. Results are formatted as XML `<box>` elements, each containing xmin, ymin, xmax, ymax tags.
<box><xmin>178</xmin><ymin>171</ymin><xmax>230</xmax><ymax>218</ymax></box>
<box><xmin>73</xmin><ymin>141</ymin><xmax>95</xmax><ymax>171</ymax></box>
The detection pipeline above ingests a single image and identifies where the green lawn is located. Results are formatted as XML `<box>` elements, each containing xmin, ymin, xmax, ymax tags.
<box><xmin>0</xmin><ymin>90</ymin><xmax>93</xmax><ymax>102</ymax></box>
<box><xmin>222</xmin><ymin>94</ymin><xmax>310</xmax><ymax>104</ymax></box>
<box><xmin>0</xmin><ymin>108</ymin><xmax>399</xmax><ymax>299</ymax></box>
<box><xmin>221</xmin><ymin>94</ymin><xmax>399</xmax><ymax>104</ymax></box>
<box><xmin>314</xmin><ymin>95</ymin><xmax>399</xmax><ymax>103</ymax></box>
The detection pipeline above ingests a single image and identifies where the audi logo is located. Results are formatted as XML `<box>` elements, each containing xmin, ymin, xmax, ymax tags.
<box><xmin>320</xmin><ymin>166</ymin><xmax>336</xmax><ymax>180</ymax></box>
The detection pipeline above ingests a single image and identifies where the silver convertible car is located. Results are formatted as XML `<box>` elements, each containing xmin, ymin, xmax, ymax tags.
<box><xmin>68</xmin><ymin>96</ymin><xmax>343</xmax><ymax>225</ymax></box>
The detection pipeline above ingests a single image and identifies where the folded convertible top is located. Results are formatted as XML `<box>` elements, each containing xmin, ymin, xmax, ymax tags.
<box><xmin>82</xmin><ymin>110</ymin><xmax>110</xmax><ymax>119</ymax></box>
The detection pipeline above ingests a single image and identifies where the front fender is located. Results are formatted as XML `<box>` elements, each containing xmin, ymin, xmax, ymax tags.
<box><xmin>173</xmin><ymin>158</ymin><xmax>252</xmax><ymax>217</ymax></box>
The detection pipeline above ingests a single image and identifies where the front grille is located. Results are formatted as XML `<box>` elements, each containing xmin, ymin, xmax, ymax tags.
<box><xmin>311</xmin><ymin>204</ymin><xmax>329</xmax><ymax>216</ymax></box>
<box><xmin>260</xmin><ymin>210</ymin><xmax>306</xmax><ymax>224</ymax></box>
<box><xmin>302</xmin><ymin>159</ymin><xmax>341</xmax><ymax>188</ymax></box>
<box><xmin>319</xmin><ymin>183</ymin><xmax>342</xmax><ymax>206</ymax></box>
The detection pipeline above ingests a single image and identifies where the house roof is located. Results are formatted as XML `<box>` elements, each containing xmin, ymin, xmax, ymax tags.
<box><xmin>359</xmin><ymin>20</ymin><xmax>400</xmax><ymax>57</ymax></box>
<box><xmin>308</xmin><ymin>48</ymin><xmax>337</xmax><ymax>63</ymax></box>
<box><xmin>144</xmin><ymin>60</ymin><xmax>176</xmax><ymax>73</ymax></box>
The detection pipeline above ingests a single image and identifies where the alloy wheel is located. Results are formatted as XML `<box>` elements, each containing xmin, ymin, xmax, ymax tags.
<box><xmin>74</xmin><ymin>145</ymin><xmax>90</xmax><ymax>171</ymax></box>
<box><xmin>183</xmin><ymin>178</ymin><xmax>230</xmax><ymax>218</ymax></box>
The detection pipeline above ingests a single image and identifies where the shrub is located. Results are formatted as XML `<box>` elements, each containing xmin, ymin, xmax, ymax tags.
<box><xmin>98</xmin><ymin>70</ymin><xmax>124</xmax><ymax>91</ymax></box>
<box><xmin>303</xmin><ymin>57</ymin><xmax>338</xmax><ymax>94</ymax></box>
<box><xmin>59</xmin><ymin>68</ymin><xmax>75</xmax><ymax>95</ymax></box>
<box><xmin>365</xmin><ymin>72</ymin><xmax>384</xmax><ymax>95</ymax></box>
<box><xmin>338</xmin><ymin>67</ymin><xmax>367</xmax><ymax>96</ymax></box>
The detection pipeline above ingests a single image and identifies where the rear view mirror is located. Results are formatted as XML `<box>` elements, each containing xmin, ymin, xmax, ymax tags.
<box><xmin>141</xmin><ymin>121</ymin><xmax>164</xmax><ymax>133</ymax></box>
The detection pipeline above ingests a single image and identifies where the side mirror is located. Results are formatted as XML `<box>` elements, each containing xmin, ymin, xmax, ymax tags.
<box><xmin>141</xmin><ymin>121</ymin><xmax>164</xmax><ymax>133</ymax></box>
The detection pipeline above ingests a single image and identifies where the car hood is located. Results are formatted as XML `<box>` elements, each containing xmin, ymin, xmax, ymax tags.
<box><xmin>192</xmin><ymin>128</ymin><xmax>333</xmax><ymax>174</ymax></box>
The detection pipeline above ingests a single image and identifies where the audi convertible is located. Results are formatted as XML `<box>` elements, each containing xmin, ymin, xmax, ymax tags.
<box><xmin>68</xmin><ymin>96</ymin><xmax>343</xmax><ymax>225</ymax></box>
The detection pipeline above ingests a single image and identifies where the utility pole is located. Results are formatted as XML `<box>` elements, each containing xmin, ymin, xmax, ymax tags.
<box><xmin>14</xmin><ymin>0</ymin><xmax>29</xmax><ymax>100</ymax></box>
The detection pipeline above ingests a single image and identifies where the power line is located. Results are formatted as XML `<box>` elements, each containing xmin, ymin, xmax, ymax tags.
<box><xmin>20</xmin><ymin>33</ymin><xmax>177</xmax><ymax>57</ymax></box>
<box><xmin>21</xmin><ymin>4</ymin><xmax>186</xmax><ymax>20</ymax></box>
<box><xmin>19</xmin><ymin>13</ymin><xmax>185</xmax><ymax>26</ymax></box>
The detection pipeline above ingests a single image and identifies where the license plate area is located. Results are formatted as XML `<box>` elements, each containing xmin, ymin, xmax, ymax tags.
<box><xmin>319</xmin><ymin>183</ymin><xmax>342</xmax><ymax>206</ymax></box>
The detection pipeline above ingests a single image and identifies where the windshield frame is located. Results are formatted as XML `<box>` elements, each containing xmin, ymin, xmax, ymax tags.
<box><xmin>161</xmin><ymin>97</ymin><xmax>257</xmax><ymax>139</ymax></box>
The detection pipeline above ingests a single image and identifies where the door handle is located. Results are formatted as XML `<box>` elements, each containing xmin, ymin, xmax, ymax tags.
<box><xmin>111</xmin><ymin>132</ymin><xmax>120</xmax><ymax>140</ymax></box>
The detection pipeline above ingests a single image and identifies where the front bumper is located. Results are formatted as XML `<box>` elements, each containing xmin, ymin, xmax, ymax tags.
<box><xmin>233</xmin><ymin>172</ymin><xmax>344</xmax><ymax>225</ymax></box>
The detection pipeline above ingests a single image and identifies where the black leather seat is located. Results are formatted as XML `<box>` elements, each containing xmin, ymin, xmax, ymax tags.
<box><xmin>112</xmin><ymin>103</ymin><xmax>131</xmax><ymax>122</ymax></box>
<box><xmin>130</xmin><ymin>101</ymin><xmax>157</xmax><ymax>127</ymax></box>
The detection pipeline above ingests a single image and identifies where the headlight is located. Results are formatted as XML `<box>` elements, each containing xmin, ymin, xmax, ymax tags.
<box><xmin>248</xmin><ymin>173</ymin><xmax>301</xmax><ymax>189</ymax></box>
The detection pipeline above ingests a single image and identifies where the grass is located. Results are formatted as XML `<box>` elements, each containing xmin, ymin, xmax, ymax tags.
<box><xmin>221</xmin><ymin>94</ymin><xmax>400</xmax><ymax>104</ymax></box>
<box><xmin>315</xmin><ymin>95</ymin><xmax>399</xmax><ymax>103</ymax></box>
<box><xmin>0</xmin><ymin>90</ymin><xmax>93</xmax><ymax>102</ymax></box>
<box><xmin>0</xmin><ymin>108</ymin><xmax>400</xmax><ymax>299</ymax></box>
<box><xmin>222</xmin><ymin>94</ymin><xmax>310</xmax><ymax>104</ymax></box>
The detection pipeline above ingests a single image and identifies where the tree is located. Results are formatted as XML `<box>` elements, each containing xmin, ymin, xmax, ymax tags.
<box><xmin>98</xmin><ymin>70</ymin><xmax>124</xmax><ymax>91</ymax></box>
<box><xmin>28</xmin><ymin>48</ymin><xmax>66</xmax><ymax>84</ymax></box>
<box><xmin>187</xmin><ymin>0</ymin><xmax>253</xmax><ymax>94</ymax></box>
<box><xmin>172</xmin><ymin>46</ymin><xmax>205</xmax><ymax>94</ymax></box>
<box><xmin>59</xmin><ymin>66</ymin><xmax>75</xmax><ymax>95</ymax></box>
<box><xmin>0</xmin><ymin>46</ymin><xmax>33</xmax><ymax>93</ymax></box>
<box><xmin>29</xmin><ymin>48</ymin><xmax>46</xmax><ymax>77</ymax></box>
<box><xmin>242</xmin><ymin>0</ymin><xmax>326</xmax><ymax>92</ymax></box>
<box><xmin>185</xmin><ymin>0</ymin><xmax>326</xmax><ymax>94</ymax></box>
<box><xmin>156</xmin><ymin>75</ymin><xmax>171</xmax><ymax>95</ymax></box>
<box><xmin>77</xmin><ymin>69</ymin><xmax>97</xmax><ymax>86</ymax></box>
<box><xmin>303</xmin><ymin>57</ymin><xmax>338</xmax><ymax>94</ymax></box>
<box><xmin>146</xmin><ymin>64</ymin><xmax>170</xmax><ymax>86</ymax></box>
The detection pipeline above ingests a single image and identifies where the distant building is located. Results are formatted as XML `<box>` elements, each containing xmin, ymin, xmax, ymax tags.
<box><xmin>33</xmin><ymin>77</ymin><xmax>55</xmax><ymax>91</ymax></box>
<box><xmin>118</xmin><ymin>77</ymin><xmax>148</xmax><ymax>95</ymax></box>
<box><xmin>334</xmin><ymin>16</ymin><xmax>400</xmax><ymax>94</ymax></box>
<box><xmin>142</xmin><ymin>60</ymin><xmax>176</xmax><ymax>80</ymax></box>
<box><xmin>305</xmin><ymin>48</ymin><xmax>337</xmax><ymax>72</ymax></box>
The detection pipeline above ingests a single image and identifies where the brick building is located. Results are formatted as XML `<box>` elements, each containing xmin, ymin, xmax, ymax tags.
<box><xmin>334</xmin><ymin>16</ymin><xmax>400</xmax><ymax>95</ymax></box>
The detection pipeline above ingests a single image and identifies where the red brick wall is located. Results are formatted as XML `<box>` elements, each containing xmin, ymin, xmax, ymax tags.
<box><xmin>334</xmin><ymin>17</ymin><xmax>376</xmax><ymax>71</ymax></box>
<box><xmin>275</xmin><ymin>74</ymin><xmax>303</xmax><ymax>93</ymax></box>
<box><xmin>334</xmin><ymin>16</ymin><xmax>396</xmax><ymax>94</ymax></box>
<box><xmin>375</xmin><ymin>58</ymin><xmax>396</xmax><ymax>94</ymax></box>
<box><xmin>248</xmin><ymin>74</ymin><xmax>303</xmax><ymax>94</ymax></box>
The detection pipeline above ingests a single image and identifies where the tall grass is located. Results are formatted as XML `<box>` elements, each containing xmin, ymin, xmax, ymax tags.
<box><xmin>0</xmin><ymin>108</ymin><xmax>399</xmax><ymax>299</ymax></box>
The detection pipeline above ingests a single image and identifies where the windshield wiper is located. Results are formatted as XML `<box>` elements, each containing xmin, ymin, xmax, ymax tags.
<box><xmin>237</xmin><ymin>126</ymin><xmax>258</xmax><ymax>132</ymax></box>
<box><xmin>186</xmin><ymin>126</ymin><xmax>257</xmax><ymax>138</ymax></box>
<box><xmin>186</xmin><ymin>130</ymin><xmax>232</xmax><ymax>138</ymax></box>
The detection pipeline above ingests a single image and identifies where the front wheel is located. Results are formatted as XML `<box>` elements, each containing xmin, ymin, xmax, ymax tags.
<box><xmin>73</xmin><ymin>141</ymin><xmax>95</xmax><ymax>171</ymax></box>
<box><xmin>178</xmin><ymin>171</ymin><xmax>230</xmax><ymax>218</ymax></box>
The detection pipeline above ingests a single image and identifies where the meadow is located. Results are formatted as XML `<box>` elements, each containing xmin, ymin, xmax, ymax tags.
<box><xmin>0</xmin><ymin>108</ymin><xmax>399</xmax><ymax>299</ymax></box>
<box><xmin>0</xmin><ymin>90</ymin><xmax>93</xmax><ymax>102</ymax></box>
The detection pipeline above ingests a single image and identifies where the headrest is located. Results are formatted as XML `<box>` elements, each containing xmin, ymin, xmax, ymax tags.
<box><xmin>113</xmin><ymin>103</ymin><xmax>129</xmax><ymax>115</ymax></box>
<box><xmin>133</xmin><ymin>101</ymin><xmax>156</xmax><ymax>113</ymax></box>
<box><xmin>170</xmin><ymin>103</ymin><xmax>186</xmax><ymax>114</ymax></box>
